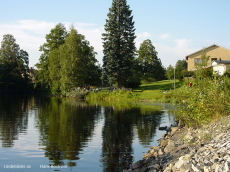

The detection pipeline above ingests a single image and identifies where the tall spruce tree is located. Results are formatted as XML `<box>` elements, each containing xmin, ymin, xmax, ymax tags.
<box><xmin>102</xmin><ymin>0</ymin><xmax>136</xmax><ymax>88</ymax></box>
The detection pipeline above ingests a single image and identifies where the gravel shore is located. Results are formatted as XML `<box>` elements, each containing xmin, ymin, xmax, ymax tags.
<box><xmin>123</xmin><ymin>115</ymin><xmax>230</xmax><ymax>172</ymax></box>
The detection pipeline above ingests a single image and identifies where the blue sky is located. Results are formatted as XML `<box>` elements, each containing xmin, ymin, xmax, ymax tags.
<box><xmin>0</xmin><ymin>0</ymin><xmax>229</xmax><ymax>68</ymax></box>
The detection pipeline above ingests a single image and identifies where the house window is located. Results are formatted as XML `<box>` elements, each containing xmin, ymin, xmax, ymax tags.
<box><xmin>194</xmin><ymin>58</ymin><xmax>201</xmax><ymax>65</ymax></box>
<box><xmin>211</xmin><ymin>58</ymin><xmax>217</xmax><ymax>61</ymax></box>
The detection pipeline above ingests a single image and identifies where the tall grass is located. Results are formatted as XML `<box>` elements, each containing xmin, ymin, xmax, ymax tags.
<box><xmin>173</xmin><ymin>77</ymin><xmax>230</xmax><ymax>127</ymax></box>
<box><xmin>85</xmin><ymin>78</ymin><xmax>230</xmax><ymax>127</ymax></box>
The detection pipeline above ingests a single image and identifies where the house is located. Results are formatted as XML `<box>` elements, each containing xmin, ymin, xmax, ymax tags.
<box><xmin>212</xmin><ymin>60</ymin><xmax>230</xmax><ymax>76</ymax></box>
<box><xmin>186</xmin><ymin>44</ymin><xmax>230</xmax><ymax>71</ymax></box>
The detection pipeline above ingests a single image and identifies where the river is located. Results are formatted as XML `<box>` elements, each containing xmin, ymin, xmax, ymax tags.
<box><xmin>0</xmin><ymin>96</ymin><xmax>175</xmax><ymax>172</ymax></box>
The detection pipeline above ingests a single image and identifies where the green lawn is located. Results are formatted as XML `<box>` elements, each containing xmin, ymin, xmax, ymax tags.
<box><xmin>134</xmin><ymin>80</ymin><xmax>182</xmax><ymax>91</ymax></box>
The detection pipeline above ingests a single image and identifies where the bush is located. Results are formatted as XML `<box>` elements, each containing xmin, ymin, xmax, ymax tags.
<box><xmin>174</xmin><ymin>77</ymin><xmax>230</xmax><ymax>127</ymax></box>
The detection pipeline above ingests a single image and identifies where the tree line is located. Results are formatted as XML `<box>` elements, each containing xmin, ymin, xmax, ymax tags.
<box><xmin>0</xmin><ymin>0</ymin><xmax>187</xmax><ymax>95</ymax></box>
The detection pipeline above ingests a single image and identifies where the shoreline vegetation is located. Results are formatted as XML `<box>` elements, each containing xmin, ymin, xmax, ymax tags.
<box><xmin>85</xmin><ymin>78</ymin><xmax>230</xmax><ymax>128</ymax></box>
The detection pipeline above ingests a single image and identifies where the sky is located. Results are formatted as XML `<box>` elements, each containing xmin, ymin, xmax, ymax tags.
<box><xmin>0</xmin><ymin>0</ymin><xmax>229</xmax><ymax>68</ymax></box>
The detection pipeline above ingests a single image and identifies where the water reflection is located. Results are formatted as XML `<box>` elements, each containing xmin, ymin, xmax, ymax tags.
<box><xmin>0</xmin><ymin>96</ymin><xmax>174</xmax><ymax>172</ymax></box>
<box><xmin>34</xmin><ymin>97</ymin><xmax>101</xmax><ymax>166</ymax></box>
<box><xmin>0</xmin><ymin>96</ymin><xmax>34</xmax><ymax>147</ymax></box>
<box><xmin>100</xmin><ymin>106</ymin><xmax>165</xmax><ymax>172</ymax></box>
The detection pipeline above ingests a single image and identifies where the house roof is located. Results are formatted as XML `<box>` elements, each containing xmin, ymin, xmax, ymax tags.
<box><xmin>212</xmin><ymin>60</ymin><xmax>230</xmax><ymax>64</ymax></box>
<box><xmin>185</xmin><ymin>44</ymin><xmax>230</xmax><ymax>60</ymax></box>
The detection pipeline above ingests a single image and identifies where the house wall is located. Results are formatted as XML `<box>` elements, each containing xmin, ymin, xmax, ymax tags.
<box><xmin>213</xmin><ymin>64</ymin><xmax>230</xmax><ymax>75</ymax></box>
<box><xmin>213</xmin><ymin>65</ymin><xmax>225</xmax><ymax>75</ymax></box>
<box><xmin>187</xmin><ymin>46</ymin><xmax>230</xmax><ymax>71</ymax></box>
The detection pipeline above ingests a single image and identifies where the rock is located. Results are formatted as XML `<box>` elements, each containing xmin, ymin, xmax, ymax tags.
<box><xmin>163</xmin><ymin>167</ymin><xmax>172</xmax><ymax>172</ymax></box>
<box><xmin>132</xmin><ymin>160</ymin><xmax>143</xmax><ymax>170</ymax></box>
<box><xmin>179</xmin><ymin>165</ymin><xmax>188</xmax><ymax>172</ymax></box>
<box><xmin>159</xmin><ymin>126</ymin><xmax>167</xmax><ymax>130</ymax></box>
<box><xmin>225</xmin><ymin>157</ymin><xmax>230</xmax><ymax>171</ymax></box>
<box><xmin>183</xmin><ymin>163</ymin><xmax>192</xmax><ymax>171</ymax></box>
<box><xmin>158</xmin><ymin>148</ymin><xmax>164</xmax><ymax>156</ymax></box>
<box><xmin>164</xmin><ymin>140</ymin><xmax>175</xmax><ymax>153</ymax></box>
<box><xmin>203</xmin><ymin>166</ymin><xmax>211</xmax><ymax>172</ymax></box>
<box><xmin>123</xmin><ymin>115</ymin><xmax>230</xmax><ymax>172</ymax></box>
<box><xmin>213</xmin><ymin>133</ymin><xmax>225</xmax><ymax>140</ymax></box>
<box><xmin>160</xmin><ymin>139</ymin><xmax>169</xmax><ymax>148</ymax></box>
<box><xmin>174</xmin><ymin>156</ymin><xmax>189</xmax><ymax>169</ymax></box>
<box><xmin>170</xmin><ymin>127</ymin><xmax>178</xmax><ymax>134</ymax></box>
<box><xmin>191</xmin><ymin>164</ymin><xmax>202</xmax><ymax>172</ymax></box>
<box><xmin>152</xmin><ymin>164</ymin><xmax>160</xmax><ymax>169</ymax></box>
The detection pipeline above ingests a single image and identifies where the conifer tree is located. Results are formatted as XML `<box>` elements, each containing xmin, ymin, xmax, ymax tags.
<box><xmin>102</xmin><ymin>0</ymin><xmax>136</xmax><ymax>88</ymax></box>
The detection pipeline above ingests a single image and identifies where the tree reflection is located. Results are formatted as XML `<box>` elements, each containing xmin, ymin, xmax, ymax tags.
<box><xmin>0</xmin><ymin>96</ymin><xmax>33</xmax><ymax>147</ymax></box>
<box><xmin>100</xmin><ymin>106</ymin><xmax>164</xmax><ymax>172</ymax></box>
<box><xmin>35</xmin><ymin>97</ymin><xmax>101</xmax><ymax>166</ymax></box>
<box><xmin>0</xmin><ymin>95</ymin><xmax>173</xmax><ymax>171</ymax></box>
<box><xmin>101</xmin><ymin>107</ymin><xmax>134</xmax><ymax>172</ymax></box>
<box><xmin>135</xmin><ymin>111</ymin><xmax>164</xmax><ymax>146</ymax></box>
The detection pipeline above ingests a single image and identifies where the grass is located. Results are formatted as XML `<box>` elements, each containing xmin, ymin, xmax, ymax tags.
<box><xmin>85</xmin><ymin>80</ymin><xmax>183</xmax><ymax>103</ymax></box>
<box><xmin>134</xmin><ymin>80</ymin><xmax>182</xmax><ymax>91</ymax></box>
<box><xmin>86</xmin><ymin>77</ymin><xmax>230</xmax><ymax>128</ymax></box>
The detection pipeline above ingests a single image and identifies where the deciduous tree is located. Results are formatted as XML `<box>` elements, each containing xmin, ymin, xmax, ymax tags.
<box><xmin>36</xmin><ymin>23</ymin><xmax>67</xmax><ymax>90</ymax></box>
<box><xmin>137</xmin><ymin>39</ymin><xmax>165</xmax><ymax>81</ymax></box>
<box><xmin>0</xmin><ymin>34</ymin><xmax>30</xmax><ymax>91</ymax></box>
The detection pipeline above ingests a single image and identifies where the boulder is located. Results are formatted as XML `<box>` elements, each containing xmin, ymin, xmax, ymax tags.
<box><xmin>164</xmin><ymin>140</ymin><xmax>175</xmax><ymax>153</ymax></box>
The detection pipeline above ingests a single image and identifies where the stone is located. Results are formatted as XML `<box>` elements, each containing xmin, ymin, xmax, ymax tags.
<box><xmin>171</xmin><ymin>127</ymin><xmax>179</xmax><ymax>134</ymax></box>
<box><xmin>160</xmin><ymin>139</ymin><xmax>169</xmax><ymax>148</ymax></box>
<box><xmin>164</xmin><ymin>140</ymin><xmax>175</xmax><ymax>153</ymax></box>
<box><xmin>203</xmin><ymin>166</ymin><xmax>211</xmax><ymax>172</ymax></box>
<box><xmin>152</xmin><ymin>164</ymin><xmax>160</xmax><ymax>169</ymax></box>
<box><xmin>132</xmin><ymin>160</ymin><xmax>143</xmax><ymax>169</ymax></box>
<box><xmin>158</xmin><ymin>148</ymin><xmax>164</xmax><ymax>156</ymax></box>
<box><xmin>179</xmin><ymin>164</ymin><xmax>189</xmax><ymax>172</ymax></box>
<box><xmin>213</xmin><ymin>133</ymin><xmax>225</xmax><ymax>140</ymax></box>
<box><xmin>174</xmin><ymin>157</ymin><xmax>185</xmax><ymax>169</ymax></box>
<box><xmin>163</xmin><ymin>167</ymin><xmax>172</xmax><ymax>172</ymax></box>
<box><xmin>220</xmin><ymin>141</ymin><xmax>230</xmax><ymax>148</ymax></box>
<box><xmin>183</xmin><ymin>163</ymin><xmax>192</xmax><ymax>170</ymax></box>
<box><xmin>225</xmin><ymin>157</ymin><xmax>230</xmax><ymax>171</ymax></box>
<box><xmin>191</xmin><ymin>164</ymin><xmax>202</xmax><ymax>172</ymax></box>
<box><xmin>171</xmin><ymin>166</ymin><xmax>177</xmax><ymax>172</ymax></box>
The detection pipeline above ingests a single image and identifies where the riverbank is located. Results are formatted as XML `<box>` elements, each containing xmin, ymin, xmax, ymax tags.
<box><xmin>123</xmin><ymin>115</ymin><xmax>230</xmax><ymax>172</ymax></box>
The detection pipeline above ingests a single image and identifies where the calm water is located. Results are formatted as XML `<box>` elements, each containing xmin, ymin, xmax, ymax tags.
<box><xmin>0</xmin><ymin>96</ymin><xmax>175</xmax><ymax>172</ymax></box>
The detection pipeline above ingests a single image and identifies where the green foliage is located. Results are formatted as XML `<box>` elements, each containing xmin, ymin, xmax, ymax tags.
<box><xmin>174</xmin><ymin>77</ymin><xmax>230</xmax><ymax>127</ymax></box>
<box><xmin>86</xmin><ymin>90</ymin><xmax>138</xmax><ymax>102</ymax></box>
<box><xmin>136</xmin><ymin>80</ymin><xmax>182</xmax><ymax>91</ymax></box>
<box><xmin>175</xmin><ymin>59</ymin><xmax>187</xmax><ymax>80</ymax></box>
<box><xmin>137</xmin><ymin>39</ymin><xmax>166</xmax><ymax>81</ymax></box>
<box><xmin>166</xmin><ymin>65</ymin><xmax>174</xmax><ymax>80</ymax></box>
<box><xmin>223</xmin><ymin>68</ymin><xmax>230</xmax><ymax>78</ymax></box>
<box><xmin>35</xmin><ymin>24</ymin><xmax>101</xmax><ymax>96</ymax></box>
<box><xmin>194</xmin><ymin>50</ymin><xmax>211</xmax><ymax>79</ymax></box>
<box><xmin>102</xmin><ymin>0</ymin><xmax>136</xmax><ymax>88</ymax></box>
<box><xmin>0</xmin><ymin>34</ymin><xmax>31</xmax><ymax>92</ymax></box>
<box><xmin>85</xmin><ymin>80</ymin><xmax>182</xmax><ymax>102</ymax></box>
<box><xmin>36</xmin><ymin>23</ymin><xmax>67</xmax><ymax>91</ymax></box>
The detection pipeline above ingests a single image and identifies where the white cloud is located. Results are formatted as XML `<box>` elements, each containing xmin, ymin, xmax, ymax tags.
<box><xmin>136</xmin><ymin>32</ymin><xmax>151</xmax><ymax>39</ymax></box>
<box><xmin>0</xmin><ymin>20</ymin><xmax>104</xmax><ymax>67</ymax></box>
<box><xmin>158</xmin><ymin>34</ymin><xmax>170</xmax><ymax>40</ymax></box>
<box><xmin>154</xmin><ymin>38</ymin><xmax>196</xmax><ymax>67</ymax></box>
<box><xmin>135</xmin><ymin>32</ymin><xmax>152</xmax><ymax>50</ymax></box>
